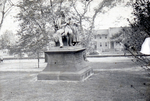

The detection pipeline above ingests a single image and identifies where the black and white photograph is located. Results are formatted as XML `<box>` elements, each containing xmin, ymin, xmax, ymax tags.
<box><xmin>0</xmin><ymin>0</ymin><xmax>150</xmax><ymax>101</ymax></box>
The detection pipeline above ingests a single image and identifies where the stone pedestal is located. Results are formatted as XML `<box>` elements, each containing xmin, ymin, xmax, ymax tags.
<box><xmin>37</xmin><ymin>47</ymin><xmax>93</xmax><ymax>81</ymax></box>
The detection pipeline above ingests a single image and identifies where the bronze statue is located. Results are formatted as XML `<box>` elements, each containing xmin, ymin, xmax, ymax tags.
<box><xmin>52</xmin><ymin>11</ymin><xmax>78</xmax><ymax>48</ymax></box>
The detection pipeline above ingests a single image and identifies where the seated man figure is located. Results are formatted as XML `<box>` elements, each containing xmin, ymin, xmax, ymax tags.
<box><xmin>52</xmin><ymin>11</ymin><xmax>77</xmax><ymax>47</ymax></box>
<box><xmin>53</xmin><ymin>29</ymin><xmax>65</xmax><ymax>48</ymax></box>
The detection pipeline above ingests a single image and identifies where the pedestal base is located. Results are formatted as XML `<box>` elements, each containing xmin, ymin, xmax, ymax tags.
<box><xmin>37</xmin><ymin>47</ymin><xmax>93</xmax><ymax>81</ymax></box>
<box><xmin>37</xmin><ymin>66</ymin><xmax>93</xmax><ymax>81</ymax></box>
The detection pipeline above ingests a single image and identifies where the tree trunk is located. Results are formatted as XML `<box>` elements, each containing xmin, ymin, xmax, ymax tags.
<box><xmin>37</xmin><ymin>52</ymin><xmax>40</xmax><ymax>68</ymax></box>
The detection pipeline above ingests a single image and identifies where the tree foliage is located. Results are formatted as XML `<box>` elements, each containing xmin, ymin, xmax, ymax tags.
<box><xmin>16</xmin><ymin>0</ymin><xmax>72</xmax><ymax>53</ymax></box>
<box><xmin>126</xmin><ymin>0</ymin><xmax>150</xmax><ymax>51</ymax></box>
<box><xmin>0</xmin><ymin>30</ymin><xmax>15</xmax><ymax>49</ymax></box>
<box><xmin>111</xmin><ymin>0</ymin><xmax>150</xmax><ymax>51</ymax></box>
<box><xmin>132</xmin><ymin>0</ymin><xmax>150</xmax><ymax>35</ymax></box>
<box><xmin>111</xmin><ymin>0</ymin><xmax>150</xmax><ymax>67</ymax></box>
<box><xmin>16</xmin><ymin>0</ymin><xmax>49</xmax><ymax>53</ymax></box>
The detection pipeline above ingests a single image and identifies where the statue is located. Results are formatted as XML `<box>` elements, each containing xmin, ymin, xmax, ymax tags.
<box><xmin>38</xmin><ymin>11</ymin><xmax>92</xmax><ymax>81</ymax></box>
<box><xmin>52</xmin><ymin>11</ymin><xmax>78</xmax><ymax>48</ymax></box>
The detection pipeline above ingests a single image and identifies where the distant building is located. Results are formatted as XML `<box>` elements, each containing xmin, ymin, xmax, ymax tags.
<box><xmin>0</xmin><ymin>49</ymin><xmax>14</xmax><ymax>58</ymax></box>
<box><xmin>93</xmin><ymin>27</ymin><xmax>124</xmax><ymax>52</ymax></box>
<box><xmin>93</xmin><ymin>29</ymin><xmax>109</xmax><ymax>52</ymax></box>
<box><xmin>0</xmin><ymin>49</ymin><xmax>9</xmax><ymax>56</ymax></box>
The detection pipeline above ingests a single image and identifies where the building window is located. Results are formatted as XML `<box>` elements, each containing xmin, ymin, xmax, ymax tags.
<box><xmin>105</xmin><ymin>36</ymin><xmax>107</xmax><ymax>39</ymax></box>
<box><xmin>100</xmin><ymin>36</ymin><xmax>101</xmax><ymax>39</ymax></box>
<box><xmin>100</xmin><ymin>42</ymin><xmax>102</xmax><ymax>47</ymax></box>
<box><xmin>105</xmin><ymin>42</ymin><xmax>107</xmax><ymax>47</ymax></box>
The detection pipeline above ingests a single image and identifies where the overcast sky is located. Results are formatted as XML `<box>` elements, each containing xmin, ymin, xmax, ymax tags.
<box><xmin>0</xmin><ymin>0</ymin><xmax>133</xmax><ymax>35</ymax></box>
<box><xmin>91</xmin><ymin>0</ymin><xmax>133</xmax><ymax>29</ymax></box>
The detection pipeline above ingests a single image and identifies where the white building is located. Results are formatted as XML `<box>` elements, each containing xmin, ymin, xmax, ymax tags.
<box><xmin>93</xmin><ymin>27</ymin><xmax>124</xmax><ymax>52</ymax></box>
<box><xmin>93</xmin><ymin>29</ymin><xmax>109</xmax><ymax>52</ymax></box>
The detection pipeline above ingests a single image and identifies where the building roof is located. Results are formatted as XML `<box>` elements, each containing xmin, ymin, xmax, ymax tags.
<box><xmin>93</xmin><ymin>29</ymin><xmax>109</xmax><ymax>35</ymax></box>
<box><xmin>108</xmin><ymin>27</ymin><xmax>123</xmax><ymax>37</ymax></box>
<box><xmin>93</xmin><ymin>27</ymin><xmax>130</xmax><ymax>37</ymax></box>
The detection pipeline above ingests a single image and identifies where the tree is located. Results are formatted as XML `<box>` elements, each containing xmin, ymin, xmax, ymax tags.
<box><xmin>125</xmin><ymin>0</ymin><xmax>150</xmax><ymax>51</ymax></box>
<box><xmin>0</xmin><ymin>0</ymin><xmax>14</xmax><ymax>30</ymax></box>
<box><xmin>129</xmin><ymin>0</ymin><xmax>150</xmax><ymax>67</ymax></box>
<box><xmin>126</xmin><ymin>0</ymin><xmax>150</xmax><ymax>49</ymax></box>
<box><xmin>16</xmin><ymin>0</ymin><xmax>71</xmax><ymax>52</ymax></box>
<box><xmin>0</xmin><ymin>30</ymin><xmax>15</xmax><ymax>49</ymax></box>
<box><xmin>111</xmin><ymin>0</ymin><xmax>150</xmax><ymax>68</ymax></box>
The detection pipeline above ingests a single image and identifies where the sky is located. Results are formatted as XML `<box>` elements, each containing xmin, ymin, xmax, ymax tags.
<box><xmin>94</xmin><ymin>4</ymin><xmax>133</xmax><ymax>29</ymax></box>
<box><xmin>0</xmin><ymin>0</ymin><xmax>134</xmax><ymax>35</ymax></box>
<box><xmin>90</xmin><ymin>0</ymin><xmax>133</xmax><ymax>29</ymax></box>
